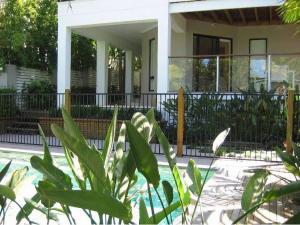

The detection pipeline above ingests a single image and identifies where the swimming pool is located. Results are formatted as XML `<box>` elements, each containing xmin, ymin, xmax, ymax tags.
<box><xmin>0</xmin><ymin>150</ymin><xmax>214</xmax><ymax>224</ymax></box>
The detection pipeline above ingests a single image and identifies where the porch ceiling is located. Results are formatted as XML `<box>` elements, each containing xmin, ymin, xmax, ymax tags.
<box><xmin>73</xmin><ymin>22</ymin><xmax>157</xmax><ymax>54</ymax></box>
<box><xmin>182</xmin><ymin>6</ymin><xmax>283</xmax><ymax>26</ymax></box>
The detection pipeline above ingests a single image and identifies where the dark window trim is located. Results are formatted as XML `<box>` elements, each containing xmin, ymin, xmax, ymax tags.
<box><xmin>149</xmin><ymin>38</ymin><xmax>155</xmax><ymax>92</ymax></box>
<box><xmin>193</xmin><ymin>33</ymin><xmax>233</xmax><ymax>55</ymax></box>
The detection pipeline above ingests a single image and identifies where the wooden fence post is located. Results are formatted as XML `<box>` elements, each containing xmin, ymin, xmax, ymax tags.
<box><xmin>64</xmin><ymin>89</ymin><xmax>71</xmax><ymax>113</ymax></box>
<box><xmin>286</xmin><ymin>88</ymin><xmax>295</xmax><ymax>154</ymax></box>
<box><xmin>177</xmin><ymin>87</ymin><xmax>184</xmax><ymax>157</ymax></box>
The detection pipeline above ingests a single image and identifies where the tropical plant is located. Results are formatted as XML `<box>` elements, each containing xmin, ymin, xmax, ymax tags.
<box><xmin>280</xmin><ymin>0</ymin><xmax>300</xmax><ymax>25</ymax></box>
<box><xmin>17</xmin><ymin>108</ymin><xmax>229</xmax><ymax>224</ymax></box>
<box><xmin>235</xmin><ymin>143</ymin><xmax>300</xmax><ymax>224</ymax></box>
<box><xmin>0</xmin><ymin>160</ymin><xmax>31</xmax><ymax>225</ymax></box>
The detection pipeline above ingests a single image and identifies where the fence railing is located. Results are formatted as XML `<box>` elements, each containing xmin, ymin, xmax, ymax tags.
<box><xmin>0</xmin><ymin>89</ymin><xmax>298</xmax><ymax>161</ymax></box>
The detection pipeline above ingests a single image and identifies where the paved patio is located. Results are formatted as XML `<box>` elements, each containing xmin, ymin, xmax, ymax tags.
<box><xmin>0</xmin><ymin>143</ymin><xmax>295</xmax><ymax>224</ymax></box>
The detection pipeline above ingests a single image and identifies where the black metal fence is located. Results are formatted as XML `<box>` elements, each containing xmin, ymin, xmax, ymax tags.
<box><xmin>0</xmin><ymin>92</ymin><xmax>295</xmax><ymax>161</ymax></box>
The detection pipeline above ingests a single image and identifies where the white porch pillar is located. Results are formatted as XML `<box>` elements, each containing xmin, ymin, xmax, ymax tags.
<box><xmin>96</xmin><ymin>41</ymin><xmax>109</xmax><ymax>106</ymax></box>
<box><xmin>125</xmin><ymin>50</ymin><xmax>133</xmax><ymax>104</ymax></box>
<box><xmin>157</xmin><ymin>14</ymin><xmax>171</xmax><ymax>93</ymax></box>
<box><xmin>57</xmin><ymin>25</ymin><xmax>71</xmax><ymax>107</ymax></box>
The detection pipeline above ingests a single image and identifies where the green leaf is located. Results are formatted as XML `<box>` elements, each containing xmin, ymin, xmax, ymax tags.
<box><xmin>115</xmin><ymin>122</ymin><xmax>126</xmax><ymax>161</ymax></box>
<box><xmin>131</xmin><ymin>112</ymin><xmax>151</xmax><ymax>142</ymax></box>
<box><xmin>145</xmin><ymin>108</ymin><xmax>156</xmax><ymax>141</ymax></box>
<box><xmin>0</xmin><ymin>160</ymin><xmax>11</xmax><ymax>182</ymax></box>
<box><xmin>125</xmin><ymin>121</ymin><xmax>160</xmax><ymax>188</ymax></box>
<box><xmin>24</xmin><ymin>198</ymin><xmax>58</xmax><ymax>222</ymax></box>
<box><xmin>172</xmin><ymin>166</ymin><xmax>190</xmax><ymax>206</ymax></box>
<box><xmin>38</xmin><ymin>124</ymin><xmax>52</xmax><ymax>164</ymax></box>
<box><xmin>16</xmin><ymin>193</ymin><xmax>41</xmax><ymax>224</ymax></box>
<box><xmin>154</xmin><ymin>123</ymin><xmax>176</xmax><ymax>169</ymax></box>
<box><xmin>103</xmin><ymin>107</ymin><xmax>118</xmax><ymax>168</ymax></box>
<box><xmin>263</xmin><ymin>180</ymin><xmax>300</xmax><ymax>202</ymax></box>
<box><xmin>148</xmin><ymin>200</ymin><xmax>181</xmax><ymax>224</ymax></box>
<box><xmin>241</xmin><ymin>169</ymin><xmax>270</xmax><ymax>211</ymax></box>
<box><xmin>284</xmin><ymin>212</ymin><xmax>300</xmax><ymax>224</ymax></box>
<box><xmin>275</xmin><ymin>148</ymin><xmax>300</xmax><ymax>177</ymax></box>
<box><xmin>62</xmin><ymin>108</ymin><xmax>87</xmax><ymax>144</ymax></box>
<box><xmin>37</xmin><ymin>185</ymin><xmax>132</xmax><ymax>222</ymax></box>
<box><xmin>139</xmin><ymin>198</ymin><xmax>150</xmax><ymax>224</ymax></box>
<box><xmin>51</xmin><ymin>124</ymin><xmax>106</xmax><ymax>187</ymax></box>
<box><xmin>30</xmin><ymin>156</ymin><xmax>72</xmax><ymax>189</ymax></box>
<box><xmin>187</xmin><ymin>159</ymin><xmax>202</xmax><ymax>195</ymax></box>
<box><xmin>8</xmin><ymin>166</ymin><xmax>28</xmax><ymax>190</ymax></box>
<box><xmin>162</xmin><ymin>180</ymin><xmax>173</xmax><ymax>205</ymax></box>
<box><xmin>0</xmin><ymin>185</ymin><xmax>15</xmax><ymax>200</ymax></box>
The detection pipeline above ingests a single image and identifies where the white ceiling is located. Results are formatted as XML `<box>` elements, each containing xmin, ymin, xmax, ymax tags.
<box><xmin>73</xmin><ymin>22</ymin><xmax>157</xmax><ymax>53</ymax></box>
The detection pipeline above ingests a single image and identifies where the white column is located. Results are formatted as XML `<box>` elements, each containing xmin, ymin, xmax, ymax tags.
<box><xmin>96</xmin><ymin>41</ymin><xmax>109</xmax><ymax>106</ymax></box>
<box><xmin>125</xmin><ymin>50</ymin><xmax>133</xmax><ymax>104</ymax></box>
<box><xmin>57</xmin><ymin>24</ymin><xmax>71</xmax><ymax>107</ymax></box>
<box><xmin>157</xmin><ymin>14</ymin><xmax>171</xmax><ymax>93</ymax></box>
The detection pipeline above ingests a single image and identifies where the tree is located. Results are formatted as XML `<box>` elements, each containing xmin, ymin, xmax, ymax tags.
<box><xmin>280</xmin><ymin>0</ymin><xmax>300</xmax><ymax>24</ymax></box>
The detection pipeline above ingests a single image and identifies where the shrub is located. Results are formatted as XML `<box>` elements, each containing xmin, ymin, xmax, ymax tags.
<box><xmin>22</xmin><ymin>80</ymin><xmax>56</xmax><ymax>110</ymax></box>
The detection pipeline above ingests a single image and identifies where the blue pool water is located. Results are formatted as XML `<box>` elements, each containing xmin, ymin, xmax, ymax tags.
<box><xmin>0</xmin><ymin>150</ymin><xmax>214</xmax><ymax>224</ymax></box>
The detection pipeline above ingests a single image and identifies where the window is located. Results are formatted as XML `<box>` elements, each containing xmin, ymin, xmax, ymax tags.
<box><xmin>193</xmin><ymin>34</ymin><xmax>232</xmax><ymax>92</ymax></box>
<box><xmin>149</xmin><ymin>38</ymin><xmax>156</xmax><ymax>92</ymax></box>
<box><xmin>249</xmin><ymin>39</ymin><xmax>267</xmax><ymax>91</ymax></box>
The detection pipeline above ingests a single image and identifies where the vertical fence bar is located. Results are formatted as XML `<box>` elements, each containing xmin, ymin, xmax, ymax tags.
<box><xmin>216</xmin><ymin>56</ymin><xmax>220</xmax><ymax>92</ymax></box>
<box><xmin>286</xmin><ymin>89</ymin><xmax>294</xmax><ymax>154</ymax></box>
<box><xmin>65</xmin><ymin>89</ymin><xmax>71</xmax><ymax>113</ymax></box>
<box><xmin>177</xmin><ymin>87</ymin><xmax>184</xmax><ymax>157</ymax></box>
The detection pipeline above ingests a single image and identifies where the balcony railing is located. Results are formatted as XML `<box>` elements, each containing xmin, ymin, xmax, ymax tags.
<box><xmin>169</xmin><ymin>53</ymin><xmax>300</xmax><ymax>93</ymax></box>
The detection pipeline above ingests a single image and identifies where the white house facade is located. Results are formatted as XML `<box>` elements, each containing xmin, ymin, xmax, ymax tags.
<box><xmin>57</xmin><ymin>0</ymin><xmax>300</xmax><ymax>96</ymax></box>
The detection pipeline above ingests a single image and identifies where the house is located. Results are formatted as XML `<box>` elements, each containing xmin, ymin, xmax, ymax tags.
<box><xmin>57</xmin><ymin>0</ymin><xmax>300</xmax><ymax>100</ymax></box>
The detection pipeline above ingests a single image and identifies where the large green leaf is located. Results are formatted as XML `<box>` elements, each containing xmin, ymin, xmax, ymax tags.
<box><xmin>125</xmin><ymin>121</ymin><xmax>160</xmax><ymax>188</ymax></box>
<box><xmin>51</xmin><ymin>124</ymin><xmax>106</xmax><ymax>187</ymax></box>
<box><xmin>0</xmin><ymin>184</ymin><xmax>15</xmax><ymax>200</ymax></box>
<box><xmin>263</xmin><ymin>180</ymin><xmax>300</xmax><ymax>202</ymax></box>
<box><xmin>38</xmin><ymin>124</ymin><xmax>52</xmax><ymax>164</ymax></box>
<box><xmin>187</xmin><ymin>159</ymin><xmax>202</xmax><ymax>195</ymax></box>
<box><xmin>148</xmin><ymin>200</ymin><xmax>181</xmax><ymax>224</ymax></box>
<box><xmin>30</xmin><ymin>156</ymin><xmax>72</xmax><ymax>189</ymax></box>
<box><xmin>131</xmin><ymin>112</ymin><xmax>151</xmax><ymax>142</ymax></box>
<box><xmin>37</xmin><ymin>184</ymin><xmax>132</xmax><ymax>222</ymax></box>
<box><xmin>145</xmin><ymin>108</ymin><xmax>156</xmax><ymax>141</ymax></box>
<box><xmin>8</xmin><ymin>166</ymin><xmax>28</xmax><ymax>190</ymax></box>
<box><xmin>0</xmin><ymin>160</ymin><xmax>11</xmax><ymax>182</ymax></box>
<box><xmin>24</xmin><ymin>198</ymin><xmax>58</xmax><ymax>222</ymax></box>
<box><xmin>162</xmin><ymin>180</ymin><xmax>173</xmax><ymax>205</ymax></box>
<box><xmin>173</xmin><ymin>166</ymin><xmax>190</xmax><ymax>206</ymax></box>
<box><xmin>102</xmin><ymin>108</ymin><xmax>118</xmax><ymax>168</ymax></box>
<box><xmin>16</xmin><ymin>193</ymin><xmax>41</xmax><ymax>224</ymax></box>
<box><xmin>275</xmin><ymin>148</ymin><xmax>300</xmax><ymax>177</ymax></box>
<box><xmin>62</xmin><ymin>108</ymin><xmax>87</xmax><ymax>144</ymax></box>
<box><xmin>139</xmin><ymin>198</ymin><xmax>150</xmax><ymax>224</ymax></box>
<box><xmin>241</xmin><ymin>169</ymin><xmax>270</xmax><ymax>211</ymax></box>
<box><xmin>154</xmin><ymin>123</ymin><xmax>176</xmax><ymax>169</ymax></box>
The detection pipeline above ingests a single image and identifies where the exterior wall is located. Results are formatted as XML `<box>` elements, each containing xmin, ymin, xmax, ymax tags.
<box><xmin>182</xmin><ymin>20</ymin><xmax>300</xmax><ymax>56</ymax></box>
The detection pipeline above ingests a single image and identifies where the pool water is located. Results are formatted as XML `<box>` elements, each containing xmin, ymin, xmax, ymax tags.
<box><xmin>0</xmin><ymin>150</ymin><xmax>214</xmax><ymax>224</ymax></box>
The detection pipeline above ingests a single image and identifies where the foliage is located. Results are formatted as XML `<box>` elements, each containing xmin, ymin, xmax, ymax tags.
<box><xmin>0</xmin><ymin>161</ymin><xmax>33</xmax><ymax>224</ymax></box>
<box><xmin>0</xmin><ymin>0</ymin><xmax>96</xmax><ymax>72</ymax></box>
<box><xmin>13</xmin><ymin>108</ymin><xmax>230</xmax><ymax>224</ymax></box>
<box><xmin>235</xmin><ymin>143</ymin><xmax>300</xmax><ymax>224</ymax></box>
<box><xmin>162</xmin><ymin>87</ymin><xmax>286</xmax><ymax>148</ymax></box>
<box><xmin>21</xmin><ymin>80</ymin><xmax>56</xmax><ymax>110</ymax></box>
<box><xmin>280</xmin><ymin>0</ymin><xmax>300</xmax><ymax>25</ymax></box>
<box><xmin>51</xmin><ymin>105</ymin><xmax>163</xmax><ymax>121</ymax></box>
<box><xmin>0</xmin><ymin>88</ymin><xmax>18</xmax><ymax>117</ymax></box>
